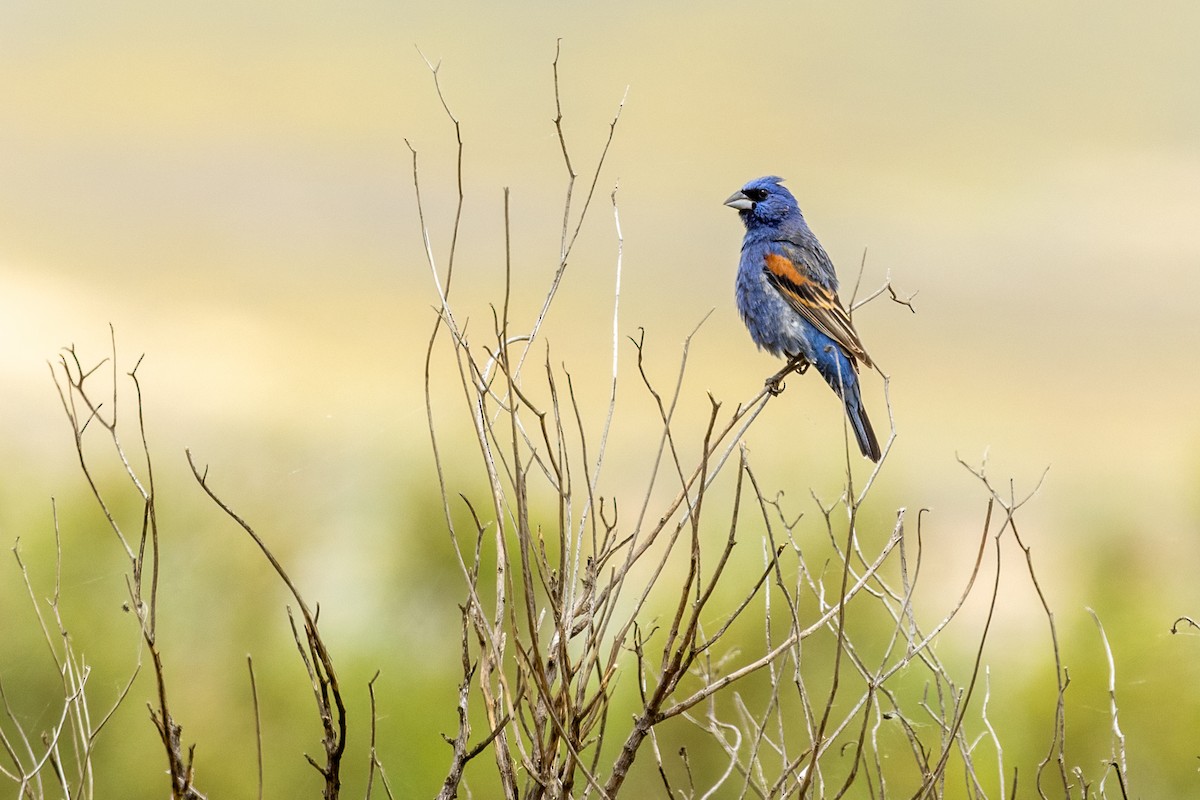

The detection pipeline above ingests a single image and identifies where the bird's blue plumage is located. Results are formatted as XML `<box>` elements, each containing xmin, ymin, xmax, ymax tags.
<box><xmin>726</xmin><ymin>176</ymin><xmax>882</xmax><ymax>461</ymax></box>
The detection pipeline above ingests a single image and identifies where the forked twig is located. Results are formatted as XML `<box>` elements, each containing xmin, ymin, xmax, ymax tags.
<box><xmin>187</xmin><ymin>451</ymin><xmax>346</xmax><ymax>800</ymax></box>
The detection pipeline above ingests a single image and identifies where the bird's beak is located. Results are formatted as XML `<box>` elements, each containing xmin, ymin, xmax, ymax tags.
<box><xmin>724</xmin><ymin>190</ymin><xmax>754</xmax><ymax>211</ymax></box>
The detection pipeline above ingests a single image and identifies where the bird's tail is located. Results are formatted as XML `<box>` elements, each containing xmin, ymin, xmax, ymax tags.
<box><xmin>844</xmin><ymin>394</ymin><xmax>881</xmax><ymax>463</ymax></box>
<box><xmin>815</xmin><ymin>348</ymin><xmax>882</xmax><ymax>462</ymax></box>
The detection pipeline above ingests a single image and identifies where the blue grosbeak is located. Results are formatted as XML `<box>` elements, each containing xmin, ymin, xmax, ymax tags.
<box><xmin>725</xmin><ymin>176</ymin><xmax>881</xmax><ymax>462</ymax></box>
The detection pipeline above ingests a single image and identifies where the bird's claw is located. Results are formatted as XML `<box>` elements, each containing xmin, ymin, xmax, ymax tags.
<box><xmin>765</xmin><ymin>356</ymin><xmax>809</xmax><ymax>397</ymax></box>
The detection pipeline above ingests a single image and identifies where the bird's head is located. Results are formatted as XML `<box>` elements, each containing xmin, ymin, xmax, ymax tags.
<box><xmin>724</xmin><ymin>176</ymin><xmax>801</xmax><ymax>229</ymax></box>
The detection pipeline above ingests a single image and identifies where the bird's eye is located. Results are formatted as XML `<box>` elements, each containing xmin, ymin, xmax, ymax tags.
<box><xmin>744</xmin><ymin>188</ymin><xmax>768</xmax><ymax>202</ymax></box>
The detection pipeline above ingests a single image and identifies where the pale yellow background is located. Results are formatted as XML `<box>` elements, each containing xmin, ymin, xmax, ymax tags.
<box><xmin>1</xmin><ymin>2</ymin><xmax>1198</xmax><ymax>796</ymax></box>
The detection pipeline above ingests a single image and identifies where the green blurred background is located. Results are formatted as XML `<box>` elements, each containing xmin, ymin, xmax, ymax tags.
<box><xmin>1</xmin><ymin>1</ymin><xmax>1198</xmax><ymax>796</ymax></box>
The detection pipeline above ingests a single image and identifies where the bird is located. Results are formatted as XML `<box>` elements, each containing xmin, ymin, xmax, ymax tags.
<box><xmin>725</xmin><ymin>176</ymin><xmax>882</xmax><ymax>462</ymax></box>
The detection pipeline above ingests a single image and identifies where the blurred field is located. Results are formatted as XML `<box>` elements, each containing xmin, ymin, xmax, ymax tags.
<box><xmin>2</xmin><ymin>2</ymin><xmax>1199</xmax><ymax>796</ymax></box>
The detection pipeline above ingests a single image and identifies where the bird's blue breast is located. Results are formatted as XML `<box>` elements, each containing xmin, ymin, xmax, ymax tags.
<box><xmin>735</xmin><ymin>241</ymin><xmax>816</xmax><ymax>359</ymax></box>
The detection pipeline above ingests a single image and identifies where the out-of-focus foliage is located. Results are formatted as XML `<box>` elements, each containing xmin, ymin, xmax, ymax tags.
<box><xmin>1</xmin><ymin>2</ymin><xmax>1199</xmax><ymax>797</ymax></box>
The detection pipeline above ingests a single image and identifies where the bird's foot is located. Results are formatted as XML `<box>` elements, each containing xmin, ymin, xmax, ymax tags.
<box><xmin>765</xmin><ymin>356</ymin><xmax>809</xmax><ymax>396</ymax></box>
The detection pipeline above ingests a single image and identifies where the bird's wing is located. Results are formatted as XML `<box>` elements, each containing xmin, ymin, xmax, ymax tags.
<box><xmin>762</xmin><ymin>250</ymin><xmax>873</xmax><ymax>368</ymax></box>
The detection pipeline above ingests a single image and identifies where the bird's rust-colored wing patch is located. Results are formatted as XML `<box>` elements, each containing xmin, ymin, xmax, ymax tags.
<box><xmin>763</xmin><ymin>252</ymin><xmax>873</xmax><ymax>368</ymax></box>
